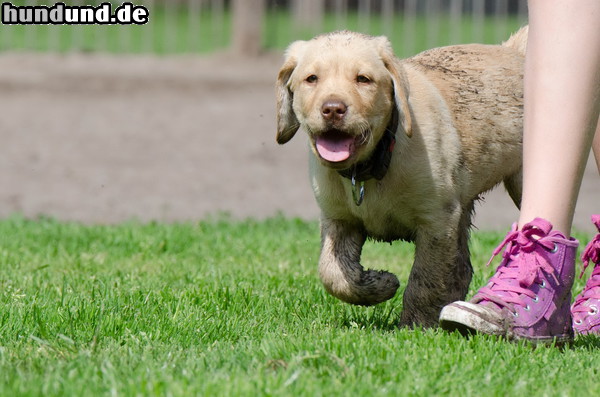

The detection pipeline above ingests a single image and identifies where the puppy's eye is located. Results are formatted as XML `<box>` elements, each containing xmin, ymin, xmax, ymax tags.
<box><xmin>305</xmin><ymin>75</ymin><xmax>318</xmax><ymax>83</ymax></box>
<box><xmin>356</xmin><ymin>75</ymin><xmax>371</xmax><ymax>84</ymax></box>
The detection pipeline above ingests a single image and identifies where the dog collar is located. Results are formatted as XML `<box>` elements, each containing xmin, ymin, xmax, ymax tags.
<box><xmin>337</xmin><ymin>128</ymin><xmax>396</xmax><ymax>182</ymax></box>
<box><xmin>337</xmin><ymin>108</ymin><xmax>398</xmax><ymax>205</ymax></box>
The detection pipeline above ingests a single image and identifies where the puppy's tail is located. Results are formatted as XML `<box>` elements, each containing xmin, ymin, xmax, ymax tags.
<box><xmin>502</xmin><ymin>25</ymin><xmax>528</xmax><ymax>55</ymax></box>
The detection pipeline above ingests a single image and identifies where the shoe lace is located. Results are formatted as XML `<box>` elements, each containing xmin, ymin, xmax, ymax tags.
<box><xmin>475</xmin><ymin>218</ymin><xmax>561</xmax><ymax>310</ymax></box>
<box><xmin>572</xmin><ymin>215</ymin><xmax>600</xmax><ymax>315</ymax></box>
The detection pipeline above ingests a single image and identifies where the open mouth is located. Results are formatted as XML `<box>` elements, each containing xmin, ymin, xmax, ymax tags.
<box><xmin>315</xmin><ymin>129</ymin><xmax>357</xmax><ymax>163</ymax></box>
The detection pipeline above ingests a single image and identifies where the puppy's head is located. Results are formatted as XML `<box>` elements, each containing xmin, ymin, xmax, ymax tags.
<box><xmin>276</xmin><ymin>31</ymin><xmax>412</xmax><ymax>169</ymax></box>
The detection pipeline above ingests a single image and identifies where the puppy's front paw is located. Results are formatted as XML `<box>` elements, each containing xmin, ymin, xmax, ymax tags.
<box><xmin>322</xmin><ymin>268</ymin><xmax>399</xmax><ymax>306</ymax></box>
<box><xmin>355</xmin><ymin>269</ymin><xmax>400</xmax><ymax>305</ymax></box>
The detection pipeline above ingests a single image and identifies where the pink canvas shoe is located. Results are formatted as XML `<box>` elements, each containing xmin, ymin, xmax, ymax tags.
<box><xmin>571</xmin><ymin>215</ymin><xmax>600</xmax><ymax>335</ymax></box>
<box><xmin>439</xmin><ymin>218</ymin><xmax>579</xmax><ymax>344</ymax></box>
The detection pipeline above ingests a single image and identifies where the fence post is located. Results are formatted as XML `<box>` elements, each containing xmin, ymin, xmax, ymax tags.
<box><xmin>292</xmin><ymin>0</ymin><xmax>323</xmax><ymax>36</ymax></box>
<box><xmin>231</xmin><ymin>0</ymin><xmax>266</xmax><ymax>56</ymax></box>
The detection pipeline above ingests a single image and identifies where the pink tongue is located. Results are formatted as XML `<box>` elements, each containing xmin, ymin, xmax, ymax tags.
<box><xmin>316</xmin><ymin>135</ymin><xmax>354</xmax><ymax>162</ymax></box>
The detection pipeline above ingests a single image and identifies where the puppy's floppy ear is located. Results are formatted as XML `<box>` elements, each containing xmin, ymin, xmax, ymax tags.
<box><xmin>276</xmin><ymin>40</ymin><xmax>306</xmax><ymax>144</ymax></box>
<box><xmin>376</xmin><ymin>36</ymin><xmax>413</xmax><ymax>137</ymax></box>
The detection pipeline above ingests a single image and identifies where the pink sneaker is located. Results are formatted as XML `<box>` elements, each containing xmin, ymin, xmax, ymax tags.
<box><xmin>439</xmin><ymin>218</ymin><xmax>578</xmax><ymax>344</ymax></box>
<box><xmin>571</xmin><ymin>215</ymin><xmax>600</xmax><ymax>335</ymax></box>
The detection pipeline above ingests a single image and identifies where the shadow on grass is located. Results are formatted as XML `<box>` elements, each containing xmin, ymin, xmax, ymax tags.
<box><xmin>572</xmin><ymin>334</ymin><xmax>600</xmax><ymax>350</ymax></box>
<box><xmin>336</xmin><ymin>301</ymin><xmax>403</xmax><ymax>332</ymax></box>
<box><xmin>433</xmin><ymin>329</ymin><xmax>600</xmax><ymax>351</ymax></box>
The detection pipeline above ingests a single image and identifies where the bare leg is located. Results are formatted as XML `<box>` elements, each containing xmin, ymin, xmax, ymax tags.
<box><xmin>517</xmin><ymin>0</ymin><xmax>600</xmax><ymax>236</ymax></box>
<box><xmin>593</xmin><ymin>120</ymin><xmax>600</xmax><ymax>174</ymax></box>
<box><xmin>440</xmin><ymin>0</ymin><xmax>600</xmax><ymax>342</ymax></box>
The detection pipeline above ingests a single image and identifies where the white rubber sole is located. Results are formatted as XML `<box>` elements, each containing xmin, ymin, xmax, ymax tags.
<box><xmin>439</xmin><ymin>301</ymin><xmax>574</xmax><ymax>345</ymax></box>
<box><xmin>439</xmin><ymin>301</ymin><xmax>505</xmax><ymax>336</ymax></box>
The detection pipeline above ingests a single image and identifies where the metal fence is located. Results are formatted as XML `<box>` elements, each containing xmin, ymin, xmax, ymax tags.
<box><xmin>0</xmin><ymin>0</ymin><xmax>528</xmax><ymax>57</ymax></box>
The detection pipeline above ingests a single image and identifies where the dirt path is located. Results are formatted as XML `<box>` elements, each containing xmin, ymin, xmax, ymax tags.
<box><xmin>0</xmin><ymin>53</ymin><xmax>597</xmax><ymax>232</ymax></box>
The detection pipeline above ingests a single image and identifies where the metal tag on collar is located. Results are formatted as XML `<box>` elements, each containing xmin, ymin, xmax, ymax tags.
<box><xmin>351</xmin><ymin>169</ymin><xmax>365</xmax><ymax>206</ymax></box>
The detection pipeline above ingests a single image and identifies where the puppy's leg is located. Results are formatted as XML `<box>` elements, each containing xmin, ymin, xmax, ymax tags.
<box><xmin>503</xmin><ymin>170</ymin><xmax>523</xmax><ymax>209</ymax></box>
<box><xmin>318</xmin><ymin>218</ymin><xmax>400</xmax><ymax>306</ymax></box>
<box><xmin>399</xmin><ymin>203</ymin><xmax>474</xmax><ymax>327</ymax></box>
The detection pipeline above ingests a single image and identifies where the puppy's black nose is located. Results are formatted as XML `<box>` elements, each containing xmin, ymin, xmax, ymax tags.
<box><xmin>321</xmin><ymin>100</ymin><xmax>347</xmax><ymax>121</ymax></box>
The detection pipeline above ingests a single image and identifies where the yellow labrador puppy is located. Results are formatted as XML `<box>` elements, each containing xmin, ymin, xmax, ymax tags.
<box><xmin>276</xmin><ymin>28</ymin><xmax>528</xmax><ymax>327</ymax></box>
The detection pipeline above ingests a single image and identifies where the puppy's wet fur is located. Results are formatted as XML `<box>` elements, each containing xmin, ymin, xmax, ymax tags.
<box><xmin>276</xmin><ymin>28</ymin><xmax>528</xmax><ymax>327</ymax></box>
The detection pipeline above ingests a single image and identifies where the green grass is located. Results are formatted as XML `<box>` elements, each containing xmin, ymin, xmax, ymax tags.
<box><xmin>0</xmin><ymin>5</ymin><xmax>230</xmax><ymax>54</ymax></box>
<box><xmin>265</xmin><ymin>12</ymin><xmax>527</xmax><ymax>57</ymax></box>
<box><xmin>0</xmin><ymin>5</ymin><xmax>526</xmax><ymax>57</ymax></box>
<box><xmin>1</xmin><ymin>215</ymin><xmax>599</xmax><ymax>396</ymax></box>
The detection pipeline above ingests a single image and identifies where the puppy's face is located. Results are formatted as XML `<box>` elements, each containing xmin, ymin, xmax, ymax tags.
<box><xmin>276</xmin><ymin>32</ymin><xmax>412</xmax><ymax>169</ymax></box>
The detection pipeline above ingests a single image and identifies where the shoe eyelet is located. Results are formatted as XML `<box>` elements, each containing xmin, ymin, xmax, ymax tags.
<box><xmin>533</xmin><ymin>295</ymin><xmax>539</xmax><ymax>303</ymax></box>
<box><xmin>551</xmin><ymin>243</ymin><xmax>558</xmax><ymax>253</ymax></box>
<box><xmin>513</xmin><ymin>311</ymin><xmax>519</xmax><ymax>317</ymax></box>
<box><xmin>524</xmin><ymin>305</ymin><xmax>530</xmax><ymax>311</ymax></box>
<box><xmin>589</xmin><ymin>306</ymin><xmax>598</xmax><ymax>315</ymax></box>
<box><xmin>575</xmin><ymin>319</ymin><xmax>583</xmax><ymax>325</ymax></box>
<box><xmin>539</xmin><ymin>280</ymin><xmax>546</xmax><ymax>289</ymax></box>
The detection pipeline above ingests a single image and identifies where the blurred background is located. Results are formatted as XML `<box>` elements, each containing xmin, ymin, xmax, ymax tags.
<box><xmin>0</xmin><ymin>0</ymin><xmax>598</xmax><ymax>231</ymax></box>
<box><xmin>2</xmin><ymin>0</ymin><xmax>529</xmax><ymax>56</ymax></box>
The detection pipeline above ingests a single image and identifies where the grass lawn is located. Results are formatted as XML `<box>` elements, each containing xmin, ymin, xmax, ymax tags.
<box><xmin>0</xmin><ymin>215</ymin><xmax>599</xmax><ymax>396</ymax></box>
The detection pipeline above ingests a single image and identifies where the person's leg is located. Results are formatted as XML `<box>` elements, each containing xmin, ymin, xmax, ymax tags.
<box><xmin>593</xmin><ymin>120</ymin><xmax>600</xmax><ymax>174</ymax></box>
<box><xmin>570</xmin><ymin>121</ymin><xmax>600</xmax><ymax>334</ymax></box>
<box><xmin>571</xmin><ymin>215</ymin><xmax>600</xmax><ymax>334</ymax></box>
<box><xmin>517</xmin><ymin>0</ymin><xmax>600</xmax><ymax>236</ymax></box>
<box><xmin>439</xmin><ymin>0</ymin><xmax>600</xmax><ymax>342</ymax></box>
